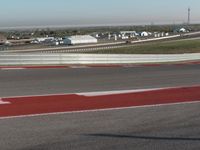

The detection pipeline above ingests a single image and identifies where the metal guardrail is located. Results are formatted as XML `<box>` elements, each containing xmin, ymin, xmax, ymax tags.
<box><xmin>0</xmin><ymin>53</ymin><xmax>200</xmax><ymax>65</ymax></box>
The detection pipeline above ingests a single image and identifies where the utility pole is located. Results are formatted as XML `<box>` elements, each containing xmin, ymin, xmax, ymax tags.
<box><xmin>188</xmin><ymin>7</ymin><xmax>191</xmax><ymax>25</ymax></box>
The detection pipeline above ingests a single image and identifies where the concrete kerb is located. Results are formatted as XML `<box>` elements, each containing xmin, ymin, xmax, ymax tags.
<box><xmin>0</xmin><ymin>53</ymin><xmax>200</xmax><ymax>66</ymax></box>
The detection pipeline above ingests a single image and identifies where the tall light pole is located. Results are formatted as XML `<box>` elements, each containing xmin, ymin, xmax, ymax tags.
<box><xmin>188</xmin><ymin>7</ymin><xmax>191</xmax><ymax>25</ymax></box>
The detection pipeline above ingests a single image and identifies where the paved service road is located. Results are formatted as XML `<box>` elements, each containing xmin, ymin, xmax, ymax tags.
<box><xmin>0</xmin><ymin>64</ymin><xmax>200</xmax><ymax>150</ymax></box>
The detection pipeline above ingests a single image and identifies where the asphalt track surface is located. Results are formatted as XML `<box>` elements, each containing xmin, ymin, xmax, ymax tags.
<box><xmin>1</xmin><ymin>64</ymin><xmax>200</xmax><ymax>150</ymax></box>
<box><xmin>1</xmin><ymin>64</ymin><xmax>200</xmax><ymax>97</ymax></box>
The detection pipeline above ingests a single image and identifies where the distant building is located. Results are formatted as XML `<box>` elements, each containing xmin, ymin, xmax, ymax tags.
<box><xmin>179</xmin><ymin>28</ymin><xmax>187</xmax><ymax>33</ymax></box>
<box><xmin>121</xmin><ymin>36</ymin><xmax>129</xmax><ymax>40</ymax></box>
<box><xmin>31</xmin><ymin>37</ymin><xmax>55</xmax><ymax>44</ymax></box>
<box><xmin>120</xmin><ymin>31</ymin><xmax>137</xmax><ymax>35</ymax></box>
<box><xmin>120</xmin><ymin>31</ymin><xmax>137</xmax><ymax>39</ymax></box>
<box><xmin>63</xmin><ymin>35</ymin><xmax>97</xmax><ymax>45</ymax></box>
<box><xmin>173</xmin><ymin>27</ymin><xmax>189</xmax><ymax>33</ymax></box>
<box><xmin>140</xmin><ymin>31</ymin><xmax>149</xmax><ymax>37</ymax></box>
<box><xmin>0</xmin><ymin>34</ymin><xmax>6</xmax><ymax>44</ymax></box>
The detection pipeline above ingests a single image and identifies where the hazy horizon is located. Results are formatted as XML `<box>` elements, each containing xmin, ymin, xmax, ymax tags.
<box><xmin>0</xmin><ymin>0</ymin><xmax>199</xmax><ymax>29</ymax></box>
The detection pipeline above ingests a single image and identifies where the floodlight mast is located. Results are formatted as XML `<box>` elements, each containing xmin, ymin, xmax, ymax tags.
<box><xmin>188</xmin><ymin>7</ymin><xmax>191</xmax><ymax>25</ymax></box>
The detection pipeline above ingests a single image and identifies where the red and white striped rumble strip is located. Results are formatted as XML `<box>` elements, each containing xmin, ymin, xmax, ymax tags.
<box><xmin>0</xmin><ymin>98</ymin><xmax>11</xmax><ymax>105</ymax></box>
<box><xmin>0</xmin><ymin>86</ymin><xmax>200</xmax><ymax>119</ymax></box>
<box><xmin>0</xmin><ymin>61</ymin><xmax>200</xmax><ymax>70</ymax></box>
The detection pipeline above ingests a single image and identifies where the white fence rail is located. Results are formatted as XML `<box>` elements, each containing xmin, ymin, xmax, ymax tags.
<box><xmin>0</xmin><ymin>53</ymin><xmax>200</xmax><ymax>65</ymax></box>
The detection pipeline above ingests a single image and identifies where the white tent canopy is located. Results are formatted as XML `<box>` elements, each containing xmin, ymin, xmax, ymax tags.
<box><xmin>64</xmin><ymin>35</ymin><xmax>98</xmax><ymax>45</ymax></box>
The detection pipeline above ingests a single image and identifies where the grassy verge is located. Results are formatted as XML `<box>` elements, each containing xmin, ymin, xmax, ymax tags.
<box><xmin>86</xmin><ymin>39</ymin><xmax>200</xmax><ymax>54</ymax></box>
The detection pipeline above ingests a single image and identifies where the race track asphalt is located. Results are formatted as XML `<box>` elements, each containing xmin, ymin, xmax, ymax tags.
<box><xmin>0</xmin><ymin>64</ymin><xmax>200</xmax><ymax>150</ymax></box>
<box><xmin>0</xmin><ymin>64</ymin><xmax>200</xmax><ymax>97</ymax></box>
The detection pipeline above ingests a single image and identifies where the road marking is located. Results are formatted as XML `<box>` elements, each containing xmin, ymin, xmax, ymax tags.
<box><xmin>1</xmin><ymin>85</ymin><xmax>200</xmax><ymax>99</ymax></box>
<box><xmin>0</xmin><ymin>99</ymin><xmax>10</xmax><ymax>105</ymax></box>
<box><xmin>69</xmin><ymin>65</ymin><xmax>90</xmax><ymax>68</ymax></box>
<box><xmin>77</xmin><ymin>88</ymin><xmax>164</xmax><ymax>96</ymax></box>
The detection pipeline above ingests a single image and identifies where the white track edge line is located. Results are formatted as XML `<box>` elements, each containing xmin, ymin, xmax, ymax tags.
<box><xmin>1</xmin><ymin>85</ymin><xmax>200</xmax><ymax>99</ymax></box>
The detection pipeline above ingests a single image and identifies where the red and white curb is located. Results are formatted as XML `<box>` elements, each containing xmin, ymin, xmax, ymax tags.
<box><xmin>0</xmin><ymin>98</ymin><xmax>11</xmax><ymax>105</ymax></box>
<box><xmin>0</xmin><ymin>85</ymin><xmax>200</xmax><ymax>119</ymax></box>
<box><xmin>0</xmin><ymin>61</ymin><xmax>200</xmax><ymax>70</ymax></box>
<box><xmin>0</xmin><ymin>68</ymin><xmax>26</xmax><ymax>70</ymax></box>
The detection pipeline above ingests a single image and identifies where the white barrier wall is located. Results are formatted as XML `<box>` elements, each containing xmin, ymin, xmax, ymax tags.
<box><xmin>0</xmin><ymin>53</ymin><xmax>200</xmax><ymax>65</ymax></box>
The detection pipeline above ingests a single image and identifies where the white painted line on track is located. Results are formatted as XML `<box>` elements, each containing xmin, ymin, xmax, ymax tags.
<box><xmin>77</xmin><ymin>88</ymin><xmax>164</xmax><ymax>96</ymax></box>
<box><xmin>0</xmin><ymin>100</ymin><xmax>200</xmax><ymax>120</ymax></box>
<box><xmin>69</xmin><ymin>65</ymin><xmax>90</xmax><ymax>69</ymax></box>
<box><xmin>1</xmin><ymin>85</ymin><xmax>200</xmax><ymax>99</ymax></box>
<box><xmin>0</xmin><ymin>98</ymin><xmax>10</xmax><ymax>105</ymax></box>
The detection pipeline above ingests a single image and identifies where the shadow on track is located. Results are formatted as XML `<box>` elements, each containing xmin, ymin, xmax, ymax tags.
<box><xmin>84</xmin><ymin>133</ymin><xmax>200</xmax><ymax>141</ymax></box>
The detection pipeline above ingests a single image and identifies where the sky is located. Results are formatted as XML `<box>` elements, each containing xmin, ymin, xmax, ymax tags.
<box><xmin>0</xmin><ymin>0</ymin><xmax>199</xmax><ymax>28</ymax></box>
